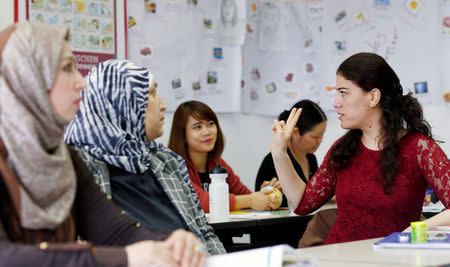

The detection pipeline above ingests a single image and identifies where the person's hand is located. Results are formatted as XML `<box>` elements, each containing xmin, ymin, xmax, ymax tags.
<box><xmin>260</xmin><ymin>177</ymin><xmax>283</xmax><ymax>193</ymax></box>
<box><xmin>443</xmin><ymin>92</ymin><xmax>450</xmax><ymax>103</ymax></box>
<box><xmin>164</xmin><ymin>229</ymin><xmax>206</xmax><ymax>267</ymax></box>
<box><xmin>125</xmin><ymin>240</ymin><xmax>177</xmax><ymax>267</ymax></box>
<box><xmin>423</xmin><ymin>194</ymin><xmax>431</xmax><ymax>206</ymax></box>
<box><xmin>402</xmin><ymin>226</ymin><xmax>411</xmax><ymax>233</ymax></box>
<box><xmin>249</xmin><ymin>191</ymin><xmax>278</xmax><ymax>211</ymax></box>
<box><xmin>270</xmin><ymin>108</ymin><xmax>302</xmax><ymax>155</ymax></box>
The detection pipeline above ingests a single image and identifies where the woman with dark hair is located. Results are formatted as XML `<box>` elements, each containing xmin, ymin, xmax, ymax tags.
<box><xmin>0</xmin><ymin>22</ymin><xmax>205</xmax><ymax>266</ymax></box>
<box><xmin>255</xmin><ymin>100</ymin><xmax>327</xmax><ymax>206</ymax></box>
<box><xmin>271</xmin><ymin>52</ymin><xmax>450</xmax><ymax>244</ymax></box>
<box><xmin>169</xmin><ymin>101</ymin><xmax>279</xmax><ymax>213</ymax></box>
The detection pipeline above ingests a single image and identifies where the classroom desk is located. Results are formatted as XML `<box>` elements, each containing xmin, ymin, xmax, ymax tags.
<box><xmin>211</xmin><ymin>210</ymin><xmax>312</xmax><ymax>252</ymax></box>
<box><xmin>210</xmin><ymin>203</ymin><xmax>337</xmax><ymax>252</ymax></box>
<box><xmin>296</xmin><ymin>238</ymin><xmax>450</xmax><ymax>267</ymax></box>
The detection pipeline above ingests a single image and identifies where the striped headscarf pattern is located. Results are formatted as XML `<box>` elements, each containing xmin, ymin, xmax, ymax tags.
<box><xmin>64</xmin><ymin>59</ymin><xmax>152</xmax><ymax>174</ymax></box>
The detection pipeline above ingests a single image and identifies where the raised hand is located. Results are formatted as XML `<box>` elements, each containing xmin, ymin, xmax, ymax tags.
<box><xmin>270</xmin><ymin>108</ymin><xmax>302</xmax><ymax>155</ymax></box>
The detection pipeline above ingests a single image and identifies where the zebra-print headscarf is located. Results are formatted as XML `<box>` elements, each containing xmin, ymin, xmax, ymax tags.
<box><xmin>64</xmin><ymin>59</ymin><xmax>156</xmax><ymax>173</ymax></box>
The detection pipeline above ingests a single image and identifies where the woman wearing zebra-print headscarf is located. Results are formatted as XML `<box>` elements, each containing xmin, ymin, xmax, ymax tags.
<box><xmin>64</xmin><ymin>59</ymin><xmax>225</xmax><ymax>255</ymax></box>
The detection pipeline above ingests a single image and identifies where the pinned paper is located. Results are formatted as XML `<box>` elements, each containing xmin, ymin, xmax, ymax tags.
<box><xmin>171</xmin><ymin>78</ymin><xmax>182</xmax><ymax>90</ymax></box>
<box><xmin>192</xmin><ymin>81</ymin><xmax>201</xmax><ymax>91</ymax></box>
<box><xmin>414</xmin><ymin>81</ymin><xmax>428</xmax><ymax>94</ymax></box>
<box><xmin>285</xmin><ymin>73</ymin><xmax>294</xmax><ymax>82</ymax></box>
<box><xmin>373</xmin><ymin>0</ymin><xmax>391</xmax><ymax>9</ymax></box>
<box><xmin>128</xmin><ymin>16</ymin><xmax>136</xmax><ymax>28</ymax></box>
<box><xmin>251</xmin><ymin>67</ymin><xmax>261</xmax><ymax>80</ymax></box>
<box><xmin>334</xmin><ymin>40</ymin><xmax>346</xmax><ymax>52</ymax></box>
<box><xmin>265</xmin><ymin>82</ymin><xmax>277</xmax><ymax>94</ymax></box>
<box><xmin>305</xmin><ymin>63</ymin><xmax>314</xmax><ymax>75</ymax></box>
<box><xmin>405</xmin><ymin>0</ymin><xmax>421</xmax><ymax>15</ymax></box>
<box><xmin>213</xmin><ymin>48</ymin><xmax>223</xmax><ymax>59</ymax></box>
<box><xmin>207</xmin><ymin>71</ymin><xmax>218</xmax><ymax>84</ymax></box>
<box><xmin>250</xmin><ymin>89</ymin><xmax>259</xmax><ymax>100</ymax></box>
<box><xmin>353</xmin><ymin>10</ymin><xmax>369</xmax><ymax>27</ymax></box>
<box><xmin>203</xmin><ymin>18</ymin><xmax>213</xmax><ymax>29</ymax></box>
<box><xmin>145</xmin><ymin>0</ymin><xmax>156</xmax><ymax>13</ymax></box>
<box><xmin>140</xmin><ymin>46</ymin><xmax>151</xmax><ymax>56</ymax></box>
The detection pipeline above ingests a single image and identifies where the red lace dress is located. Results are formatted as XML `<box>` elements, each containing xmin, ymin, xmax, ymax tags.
<box><xmin>294</xmin><ymin>132</ymin><xmax>450</xmax><ymax>244</ymax></box>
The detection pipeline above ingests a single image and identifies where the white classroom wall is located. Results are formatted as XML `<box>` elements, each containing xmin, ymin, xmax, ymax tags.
<box><xmin>1</xmin><ymin>1</ymin><xmax>449</xmax><ymax>190</ymax></box>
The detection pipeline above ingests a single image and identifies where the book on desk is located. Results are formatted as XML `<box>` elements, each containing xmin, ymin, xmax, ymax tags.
<box><xmin>374</xmin><ymin>232</ymin><xmax>450</xmax><ymax>249</ymax></box>
<box><xmin>205</xmin><ymin>244</ymin><xmax>315</xmax><ymax>267</ymax></box>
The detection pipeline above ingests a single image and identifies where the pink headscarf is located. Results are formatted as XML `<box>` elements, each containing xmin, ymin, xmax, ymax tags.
<box><xmin>0</xmin><ymin>21</ymin><xmax>76</xmax><ymax>229</ymax></box>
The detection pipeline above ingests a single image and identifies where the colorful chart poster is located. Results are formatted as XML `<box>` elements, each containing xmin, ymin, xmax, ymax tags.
<box><xmin>27</xmin><ymin>0</ymin><xmax>117</xmax><ymax>76</ymax></box>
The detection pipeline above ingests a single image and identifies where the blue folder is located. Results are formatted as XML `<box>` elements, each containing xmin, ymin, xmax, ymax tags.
<box><xmin>374</xmin><ymin>232</ymin><xmax>450</xmax><ymax>249</ymax></box>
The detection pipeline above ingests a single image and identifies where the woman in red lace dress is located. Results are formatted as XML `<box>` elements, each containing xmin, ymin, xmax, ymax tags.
<box><xmin>271</xmin><ymin>52</ymin><xmax>450</xmax><ymax>244</ymax></box>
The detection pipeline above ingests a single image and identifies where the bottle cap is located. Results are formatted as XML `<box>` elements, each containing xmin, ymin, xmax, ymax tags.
<box><xmin>210</xmin><ymin>164</ymin><xmax>227</xmax><ymax>174</ymax></box>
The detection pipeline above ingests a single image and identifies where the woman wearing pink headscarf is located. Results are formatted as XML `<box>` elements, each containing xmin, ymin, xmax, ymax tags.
<box><xmin>0</xmin><ymin>21</ymin><xmax>204</xmax><ymax>267</ymax></box>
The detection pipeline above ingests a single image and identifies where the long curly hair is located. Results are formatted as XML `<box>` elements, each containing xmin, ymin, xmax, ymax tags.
<box><xmin>330</xmin><ymin>53</ymin><xmax>433</xmax><ymax>193</ymax></box>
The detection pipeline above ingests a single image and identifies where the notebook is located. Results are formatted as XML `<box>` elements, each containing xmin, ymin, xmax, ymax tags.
<box><xmin>374</xmin><ymin>232</ymin><xmax>450</xmax><ymax>249</ymax></box>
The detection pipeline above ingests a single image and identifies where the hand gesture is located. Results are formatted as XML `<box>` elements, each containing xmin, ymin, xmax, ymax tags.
<box><xmin>125</xmin><ymin>240</ymin><xmax>177</xmax><ymax>267</ymax></box>
<box><xmin>249</xmin><ymin>191</ymin><xmax>278</xmax><ymax>211</ymax></box>
<box><xmin>125</xmin><ymin>229</ymin><xmax>206</xmax><ymax>267</ymax></box>
<box><xmin>164</xmin><ymin>229</ymin><xmax>206</xmax><ymax>267</ymax></box>
<box><xmin>270</xmin><ymin>108</ymin><xmax>302</xmax><ymax>155</ymax></box>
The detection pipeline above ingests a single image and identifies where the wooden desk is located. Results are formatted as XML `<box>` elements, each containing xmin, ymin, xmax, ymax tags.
<box><xmin>296</xmin><ymin>238</ymin><xmax>450</xmax><ymax>266</ymax></box>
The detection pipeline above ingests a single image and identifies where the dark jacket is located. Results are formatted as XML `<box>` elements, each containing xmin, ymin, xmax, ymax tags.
<box><xmin>0</xmin><ymin>140</ymin><xmax>169</xmax><ymax>267</ymax></box>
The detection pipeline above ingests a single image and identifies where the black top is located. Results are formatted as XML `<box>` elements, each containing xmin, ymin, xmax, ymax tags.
<box><xmin>108</xmin><ymin>163</ymin><xmax>189</xmax><ymax>232</ymax></box>
<box><xmin>198</xmin><ymin>171</ymin><xmax>210</xmax><ymax>192</ymax></box>
<box><xmin>254</xmin><ymin>149</ymin><xmax>318</xmax><ymax>207</ymax></box>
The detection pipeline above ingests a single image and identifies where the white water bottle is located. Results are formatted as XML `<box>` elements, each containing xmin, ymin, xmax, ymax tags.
<box><xmin>209</xmin><ymin>164</ymin><xmax>229</xmax><ymax>222</ymax></box>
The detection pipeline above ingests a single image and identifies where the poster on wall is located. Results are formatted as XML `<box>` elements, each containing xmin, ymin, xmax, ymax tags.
<box><xmin>242</xmin><ymin>0</ymin><xmax>445</xmax><ymax>116</ymax></box>
<box><xmin>241</xmin><ymin>0</ymin><xmax>323</xmax><ymax>116</ymax></box>
<box><xmin>26</xmin><ymin>0</ymin><xmax>117</xmax><ymax>76</ymax></box>
<box><xmin>125</xmin><ymin>0</ymin><xmax>242</xmax><ymax>112</ymax></box>
<box><xmin>320</xmin><ymin>0</ymin><xmax>441</xmax><ymax>107</ymax></box>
